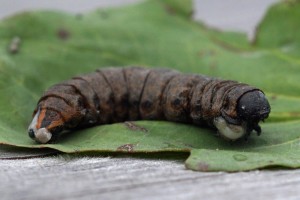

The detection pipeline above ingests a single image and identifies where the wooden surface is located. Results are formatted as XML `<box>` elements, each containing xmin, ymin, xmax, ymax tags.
<box><xmin>1</xmin><ymin>146</ymin><xmax>299</xmax><ymax>200</ymax></box>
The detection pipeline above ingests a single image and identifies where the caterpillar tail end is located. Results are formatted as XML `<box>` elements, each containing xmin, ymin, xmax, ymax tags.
<box><xmin>28</xmin><ymin>108</ymin><xmax>63</xmax><ymax>144</ymax></box>
<box><xmin>28</xmin><ymin>127</ymin><xmax>52</xmax><ymax>144</ymax></box>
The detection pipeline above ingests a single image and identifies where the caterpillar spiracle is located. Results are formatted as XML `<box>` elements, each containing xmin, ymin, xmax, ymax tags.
<box><xmin>28</xmin><ymin>67</ymin><xmax>271</xmax><ymax>143</ymax></box>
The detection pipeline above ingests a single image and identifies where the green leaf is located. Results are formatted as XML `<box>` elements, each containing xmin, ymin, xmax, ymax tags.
<box><xmin>0</xmin><ymin>0</ymin><xmax>300</xmax><ymax>171</ymax></box>
<box><xmin>254</xmin><ymin>0</ymin><xmax>300</xmax><ymax>50</ymax></box>
<box><xmin>186</xmin><ymin>121</ymin><xmax>300</xmax><ymax>171</ymax></box>
<box><xmin>186</xmin><ymin>149</ymin><xmax>300</xmax><ymax>172</ymax></box>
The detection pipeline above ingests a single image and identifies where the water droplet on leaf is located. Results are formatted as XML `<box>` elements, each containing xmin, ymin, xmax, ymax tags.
<box><xmin>233</xmin><ymin>154</ymin><xmax>248</xmax><ymax>161</ymax></box>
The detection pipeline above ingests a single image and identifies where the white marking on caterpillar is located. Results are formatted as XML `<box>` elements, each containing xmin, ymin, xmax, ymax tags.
<box><xmin>35</xmin><ymin>128</ymin><xmax>52</xmax><ymax>143</ymax></box>
<box><xmin>213</xmin><ymin>117</ymin><xmax>246</xmax><ymax>141</ymax></box>
<box><xmin>28</xmin><ymin>109</ymin><xmax>40</xmax><ymax>137</ymax></box>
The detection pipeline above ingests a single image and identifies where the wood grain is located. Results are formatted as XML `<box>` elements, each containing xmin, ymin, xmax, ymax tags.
<box><xmin>0</xmin><ymin>146</ymin><xmax>299</xmax><ymax>200</ymax></box>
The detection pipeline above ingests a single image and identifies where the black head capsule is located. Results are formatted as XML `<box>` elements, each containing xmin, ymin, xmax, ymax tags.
<box><xmin>237</xmin><ymin>90</ymin><xmax>271</xmax><ymax>135</ymax></box>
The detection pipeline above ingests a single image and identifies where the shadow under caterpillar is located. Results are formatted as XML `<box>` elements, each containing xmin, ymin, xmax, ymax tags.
<box><xmin>28</xmin><ymin>67</ymin><xmax>271</xmax><ymax>143</ymax></box>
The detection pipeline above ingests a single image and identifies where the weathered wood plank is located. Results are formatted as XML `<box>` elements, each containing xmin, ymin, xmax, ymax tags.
<box><xmin>1</xmin><ymin>153</ymin><xmax>300</xmax><ymax>200</ymax></box>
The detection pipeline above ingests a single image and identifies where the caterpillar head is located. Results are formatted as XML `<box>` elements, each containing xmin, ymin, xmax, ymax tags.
<box><xmin>214</xmin><ymin>90</ymin><xmax>270</xmax><ymax>141</ymax></box>
<box><xmin>28</xmin><ymin>108</ymin><xmax>64</xmax><ymax>143</ymax></box>
<box><xmin>237</xmin><ymin>90</ymin><xmax>270</xmax><ymax>126</ymax></box>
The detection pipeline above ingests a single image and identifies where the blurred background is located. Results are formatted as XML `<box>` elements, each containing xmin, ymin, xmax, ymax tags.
<box><xmin>0</xmin><ymin>0</ymin><xmax>279</xmax><ymax>40</ymax></box>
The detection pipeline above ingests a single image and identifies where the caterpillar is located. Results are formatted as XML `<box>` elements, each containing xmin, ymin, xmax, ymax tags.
<box><xmin>28</xmin><ymin>67</ymin><xmax>271</xmax><ymax>144</ymax></box>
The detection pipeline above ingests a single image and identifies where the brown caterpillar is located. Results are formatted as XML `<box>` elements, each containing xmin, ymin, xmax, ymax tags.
<box><xmin>28</xmin><ymin>67</ymin><xmax>270</xmax><ymax>143</ymax></box>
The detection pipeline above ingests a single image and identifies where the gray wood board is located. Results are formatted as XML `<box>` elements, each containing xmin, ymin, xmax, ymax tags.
<box><xmin>1</xmin><ymin>148</ymin><xmax>299</xmax><ymax>200</ymax></box>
